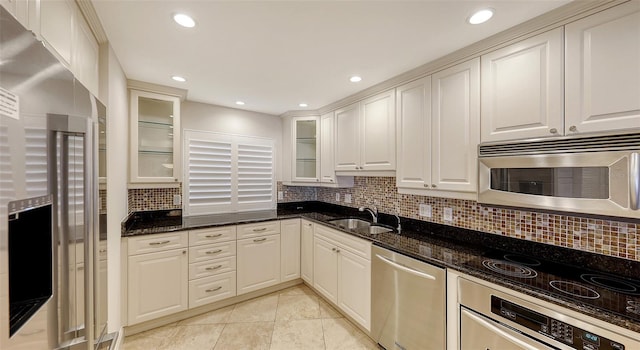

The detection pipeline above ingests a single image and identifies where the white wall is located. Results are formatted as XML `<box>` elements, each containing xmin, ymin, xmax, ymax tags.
<box><xmin>182</xmin><ymin>101</ymin><xmax>283</xmax><ymax>180</ymax></box>
<box><xmin>99</xmin><ymin>43</ymin><xmax>128</xmax><ymax>332</ymax></box>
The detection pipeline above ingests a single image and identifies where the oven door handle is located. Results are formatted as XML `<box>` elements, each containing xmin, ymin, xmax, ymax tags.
<box><xmin>375</xmin><ymin>254</ymin><xmax>436</xmax><ymax>280</ymax></box>
<box><xmin>631</xmin><ymin>152</ymin><xmax>640</xmax><ymax>210</ymax></box>
<box><xmin>464</xmin><ymin>309</ymin><xmax>542</xmax><ymax>350</ymax></box>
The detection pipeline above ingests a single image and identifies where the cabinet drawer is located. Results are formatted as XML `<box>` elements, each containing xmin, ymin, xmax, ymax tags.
<box><xmin>189</xmin><ymin>256</ymin><xmax>236</xmax><ymax>280</ymax></box>
<box><xmin>189</xmin><ymin>225</ymin><xmax>237</xmax><ymax>246</ymax></box>
<box><xmin>189</xmin><ymin>241</ymin><xmax>236</xmax><ymax>263</ymax></box>
<box><xmin>128</xmin><ymin>232</ymin><xmax>188</xmax><ymax>256</ymax></box>
<box><xmin>189</xmin><ymin>272</ymin><xmax>237</xmax><ymax>308</ymax></box>
<box><xmin>314</xmin><ymin>224</ymin><xmax>371</xmax><ymax>260</ymax></box>
<box><xmin>237</xmin><ymin>221</ymin><xmax>280</xmax><ymax>239</ymax></box>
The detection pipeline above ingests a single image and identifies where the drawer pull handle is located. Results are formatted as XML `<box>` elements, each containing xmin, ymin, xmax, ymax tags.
<box><xmin>252</xmin><ymin>227</ymin><xmax>267</xmax><ymax>232</ymax></box>
<box><xmin>206</xmin><ymin>265</ymin><xmax>223</xmax><ymax>271</ymax></box>
<box><xmin>253</xmin><ymin>238</ymin><xmax>267</xmax><ymax>243</ymax></box>
<box><xmin>206</xmin><ymin>249</ymin><xmax>223</xmax><ymax>255</ymax></box>
<box><xmin>205</xmin><ymin>286</ymin><xmax>222</xmax><ymax>293</ymax></box>
<box><xmin>205</xmin><ymin>233</ymin><xmax>223</xmax><ymax>238</ymax></box>
<box><xmin>149</xmin><ymin>240</ymin><xmax>171</xmax><ymax>246</ymax></box>
<box><xmin>99</xmin><ymin>249</ymin><xmax>107</xmax><ymax>253</ymax></box>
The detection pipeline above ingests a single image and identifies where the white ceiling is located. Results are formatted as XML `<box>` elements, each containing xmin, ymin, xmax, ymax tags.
<box><xmin>93</xmin><ymin>0</ymin><xmax>570</xmax><ymax>116</ymax></box>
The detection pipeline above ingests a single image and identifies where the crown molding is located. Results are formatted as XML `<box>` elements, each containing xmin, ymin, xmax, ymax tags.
<box><xmin>76</xmin><ymin>0</ymin><xmax>108</xmax><ymax>44</ymax></box>
<box><xmin>127</xmin><ymin>79</ymin><xmax>189</xmax><ymax>101</ymax></box>
<box><xmin>280</xmin><ymin>0</ymin><xmax>626</xmax><ymax>116</ymax></box>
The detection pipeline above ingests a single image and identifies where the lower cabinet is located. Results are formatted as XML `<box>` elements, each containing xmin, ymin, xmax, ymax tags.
<box><xmin>313</xmin><ymin>225</ymin><xmax>372</xmax><ymax>331</ymax></box>
<box><xmin>127</xmin><ymin>247</ymin><xmax>189</xmax><ymax>325</ymax></box>
<box><xmin>281</xmin><ymin>219</ymin><xmax>301</xmax><ymax>282</ymax></box>
<box><xmin>188</xmin><ymin>271</ymin><xmax>236</xmax><ymax>308</ymax></box>
<box><xmin>237</xmin><ymin>222</ymin><xmax>282</xmax><ymax>295</ymax></box>
<box><xmin>300</xmin><ymin>220</ymin><xmax>314</xmax><ymax>284</ymax></box>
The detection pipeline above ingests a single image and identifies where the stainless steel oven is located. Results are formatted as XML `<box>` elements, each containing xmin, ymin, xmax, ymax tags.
<box><xmin>458</xmin><ymin>277</ymin><xmax>640</xmax><ymax>350</ymax></box>
<box><xmin>478</xmin><ymin>132</ymin><xmax>640</xmax><ymax>219</ymax></box>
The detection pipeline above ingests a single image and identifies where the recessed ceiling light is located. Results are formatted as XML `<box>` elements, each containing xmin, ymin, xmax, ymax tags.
<box><xmin>235</xmin><ymin>101</ymin><xmax>245</xmax><ymax>106</ymax></box>
<box><xmin>171</xmin><ymin>75</ymin><xmax>186</xmax><ymax>82</ymax></box>
<box><xmin>350</xmin><ymin>76</ymin><xmax>362</xmax><ymax>83</ymax></box>
<box><xmin>468</xmin><ymin>9</ymin><xmax>494</xmax><ymax>24</ymax></box>
<box><xmin>299</xmin><ymin>103</ymin><xmax>308</xmax><ymax>108</ymax></box>
<box><xmin>173</xmin><ymin>13</ymin><xmax>195</xmax><ymax>28</ymax></box>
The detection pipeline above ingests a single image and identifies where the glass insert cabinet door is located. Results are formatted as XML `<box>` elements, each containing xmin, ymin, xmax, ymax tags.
<box><xmin>292</xmin><ymin>116</ymin><xmax>320</xmax><ymax>182</ymax></box>
<box><xmin>129</xmin><ymin>89</ymin><xmax>181</xmax><ymax>183</ymax></box>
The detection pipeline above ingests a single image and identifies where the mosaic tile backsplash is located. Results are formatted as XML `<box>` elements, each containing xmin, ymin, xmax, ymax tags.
<box><xmin>128</xmin><ymin>187</ymin><xmax>182</xmax><ymax>213</ymax></box>
<box><xmin>286</xmin><ymin>177</ymin><xmax>640</xmax><ymax>262</ymax></box>
<box><xmin>128</xmin><ymin>178</ymin><xmax>639</xmax><ymax>262</ymax></box>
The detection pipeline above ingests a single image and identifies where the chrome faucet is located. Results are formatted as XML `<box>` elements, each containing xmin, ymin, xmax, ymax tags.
<box><xmin>394</xmin><ymin>214</ymin><xmax>402</xmax><ymax>233</ymax></box>
<box><xmin>359</xmin><ymin>206</ymin><xmax>378</xmax><ymax>223</ymax></box>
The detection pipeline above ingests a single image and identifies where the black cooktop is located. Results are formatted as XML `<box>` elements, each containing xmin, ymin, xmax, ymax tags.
<box><xmin>464</xmin><ymin>249</ymin><xmax>640</xmax><ymax>323</ymax></box>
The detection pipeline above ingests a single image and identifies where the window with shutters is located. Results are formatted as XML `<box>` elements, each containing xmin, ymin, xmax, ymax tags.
<box><xmin>184</xmin><ymin>130</ymin><xmax>275</xmax><ymax>216</ymax></box>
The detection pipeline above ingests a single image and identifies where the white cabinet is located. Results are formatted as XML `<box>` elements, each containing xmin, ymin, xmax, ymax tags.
<box><xmin>292</xmin><ymin>116</ymin><xmax>320</xmax><ymax>182</ymax></box>
<box><xmin>127</xmin><ymin>232</ymin><xmax>189</xmax><ymax>325</ymax></box>
<box><xmin>300</xmin><ymin>220</ymin><xmax>314</xmax><ymax>284</ymax></box>
<box><xmin>313</xmin><ymin>224</ymin><xmax>371</xmax><ymax>331</ymax></box>
<box><xmin>188</xmin><ymin>226</ymin><xmax>237</xmax><ymax>308</ymax></box>
<box><xmin>481</xmin><ymin>28</ymin><xmax>564</xmax><ymax>142</ymax></box>
<box><xmin>565</xmin><ymin>1</ymin><xmax>640</xmax><ymax>135</ymax></box>
<box><xmin>396</xmin><ymin>58</ymin><xmax>480</xmax><ymax>198</ymax></box>
<box><xmin>280</xmin><ymin>219</ymin><xmax>301</xmax><ymax>282</ymax></box>
<box><xmin>320</xmin><ymin>112</ymin><xmax>337</xmax><ymax>184</ymax></box>
<box><xmin>335</xmin><ymin>89</ymin><xmax>396</xmax><ymax>174</ymax></box>
<box><xmin>236</xmin><ymin>222</ymin><xmax>281</xmax><ymax>295</ymax></box>
<box><xmin>39</xmin><ymin>0</ymin><xmax>99</xmax><ymax>95</ymax></box>
<box><xmin>1</xmin><ymin>0</ymin><xmax>36</xmax><ymax>32</ymax></box>
<box><xmin>129</xmin><ymin>89</ymin><xmax>181</xmax><ymax>184</ymax></box>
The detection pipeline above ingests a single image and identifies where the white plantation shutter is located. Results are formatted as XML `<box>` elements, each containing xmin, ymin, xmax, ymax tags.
<box><xmin>184</xmin><ymin>130</ymin><xmax>275</xmax><ymax>215</ymax></box>
<box><xmin>236</xmin><ymin>138</ymin><xmax>274</xmax><ymax>211</ymax></box>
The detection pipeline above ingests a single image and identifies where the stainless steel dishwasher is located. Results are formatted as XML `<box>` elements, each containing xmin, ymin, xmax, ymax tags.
<box><xmin>371</xmin><ymin>245</ymin><xmax>446</xmax><ymax>350</ymax></box>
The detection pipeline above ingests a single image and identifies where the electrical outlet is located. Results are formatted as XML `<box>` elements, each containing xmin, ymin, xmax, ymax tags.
<box><xmin>419</xmin><ymin>204</ymin><xmax>432</xmax><ymax>217</ymax></box>
<box><xmin>344</xmin><ymin>193</ymin><xmax>352</xmax><ymax>203</ymax></box>
<box><xmin>443</xmin><ymin>207</ymin><xmax>453</xmax><ymax>222</ymax></box>
<box><xmin>173</xmin><ymin>195</ymin><xmax>181</xmax><ymax>205</ymax></box>
<box><xmin>335</xmin><ymin>193</ymin><xmax>340</xmax><ymax>202</ymax></box>
<box><xmin>278</xmin><ymin>191</ymin><xmax>284</xmax><ymax>200</ymax></box>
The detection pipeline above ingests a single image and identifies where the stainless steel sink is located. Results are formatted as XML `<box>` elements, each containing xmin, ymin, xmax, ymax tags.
<box><xmin>367</xmin><ymin>225</ymin><xmax>393</xmax><ymax>234</ymax></box>
<box><xmin>328</xmin><ymin>218</ymin><xmax>371</xmax><ymax>230</ymax></box>
<box><xmin>328</xmin><ymin>218</ymin><xmax>394</xmax><ymax>235</ymax></box>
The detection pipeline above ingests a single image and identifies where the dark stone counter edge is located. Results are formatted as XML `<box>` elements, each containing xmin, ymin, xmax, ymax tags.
<box><xmin>122</xmin><ymin>201</ymin><xmax>640</xmax><ymax>333</ymax></box>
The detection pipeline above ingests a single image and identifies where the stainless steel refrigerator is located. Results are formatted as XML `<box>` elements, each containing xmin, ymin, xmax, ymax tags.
<box><xmin>0</xmin><ymin>7</ymin><xmax>109</xmax><ymax>350</ymax></box>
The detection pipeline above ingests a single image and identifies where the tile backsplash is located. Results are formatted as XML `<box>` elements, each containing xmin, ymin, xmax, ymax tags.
<box><xmin>128</xmin><ymin>178</ymin><xmax>638</xmax><ymax>262</ymax></box>
<box><xmin>286</xmin><ymin>177</ymin><xmax>639</xmax><ymax>262</ymax></box>
<box><xmin>128</xmin><ymin>187</ymin><xmax>182</xmax><ymax>213</ymax></box>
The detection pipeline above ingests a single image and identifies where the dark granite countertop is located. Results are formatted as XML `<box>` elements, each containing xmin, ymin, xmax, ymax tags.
<box><xmin>122</xmin><ymin>201</ymin><xmax>640</xmax><ymax>333</ymax></box>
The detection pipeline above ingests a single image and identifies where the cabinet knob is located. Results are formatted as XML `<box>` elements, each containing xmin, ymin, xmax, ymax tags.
<box><xmin>336</xmin><ymin>249</ymin><xmax>341</xmax><ymax>253</ymax></box>
<box><xmin>332</xmin><ymin>247</ymin><xmax>336</xmax><ymax>252</ymax></box>
<box><xmin>549</xmin><ymin>128</ymin><xmax>558</xmax><ymax>134</ymax></box>
<box><xmin>423</xmin><ymin>184</ymin><xmax>428</xmax><ymax>188</ymax></box>
<box><xmin>569</xmin><ymin>125</ymin><xmax>577</xmax><ymax>132</ymax></box>
<box><xmin>174</xmin><ymin>178</ymin><xmax>178</xmax><ymax>182</ymax></box>
<box><xmin>432</xmin><ymin>184</ymin><xmax>437</xmax><ymax>188</ymax></box>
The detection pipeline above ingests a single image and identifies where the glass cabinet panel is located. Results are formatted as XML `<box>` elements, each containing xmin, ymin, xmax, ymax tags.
<box><xmin>293</xmin><ymin>117</ymin><xmax>319</xmax><ymax>181</ymax></box>
<box><xmin>130</xmin><ymin>89</ymin><xmax>181</xmax><ymax>183</ymax></box>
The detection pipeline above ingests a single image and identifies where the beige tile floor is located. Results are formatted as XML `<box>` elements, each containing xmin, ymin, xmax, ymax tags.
<box><xmin>121</xmin><ymin>284</ymin><xmax>379</xmax><ymax>350</ymax></box>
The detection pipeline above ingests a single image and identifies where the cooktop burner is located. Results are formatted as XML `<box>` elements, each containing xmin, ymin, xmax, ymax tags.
<box><xmin>463</xmin><ymin>249</ymin><xmax>640</xmax><ymax>323</ymax></box>
<box><xmin>549</xmin><ymin>280</ymin><xmax>600</xmax><ymax>299</ymax></box>
<box><xmin>482</xmin><ymin>259</ymin><xmax>538</xmax><ymax>279</ymax></box>
<box><xmin>580</xmin><ymin>273</ymin><xmax>640</xmax><ymax>296</ymax></box>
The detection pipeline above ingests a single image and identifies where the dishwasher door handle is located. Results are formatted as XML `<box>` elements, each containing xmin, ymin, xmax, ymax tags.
<box><xmin>375</xmin><ymin>254</ymin><xmax>436</xmax><ymax>280</ymax></box>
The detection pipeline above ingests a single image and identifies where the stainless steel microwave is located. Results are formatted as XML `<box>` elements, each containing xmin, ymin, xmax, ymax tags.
<box><xmin>478</xmin><ymin>133</ymin><xmax>640</xmax><ymax>219</ymax></box>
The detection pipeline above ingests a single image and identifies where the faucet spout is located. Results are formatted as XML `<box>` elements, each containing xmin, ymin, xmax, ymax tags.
<box><xmin>359</xmin><ymin>206</ymin><xmax>378</xmax><ymax>223</ymax></box>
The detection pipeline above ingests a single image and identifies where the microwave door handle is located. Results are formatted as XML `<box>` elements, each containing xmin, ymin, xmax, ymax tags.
<box><xmin>631</xmin><ymin>152</ymin><xmax>640</xmax><ymax>210</ymax></box>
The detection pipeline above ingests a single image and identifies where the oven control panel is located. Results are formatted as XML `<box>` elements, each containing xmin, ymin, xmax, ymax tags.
<box><xmin>491</xmin><ymin>296</ymin><xmax>625</xmax><ymax>350</ymax></box>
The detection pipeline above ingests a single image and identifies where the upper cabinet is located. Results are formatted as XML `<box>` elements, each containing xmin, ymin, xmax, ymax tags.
<box><xmin>39</xmin><ymin>0</ymin><xmax>99</xmax><ymax>95</ymax></box>
<box><xmin>396</xmin><ymin>58</ymin><xmax>480</xmax><ymax>198</ymax></box>
<box><xmin>335</xmin><ymin>89</ymin><xmax>396</xmax><ymax>174</ymax></box>
<box><xmin>565</xmin><ymin>1</ymin><xmax>640</xmax><ymax>134</ymax></box>
<box><xmin>480</xmin><ymin>28</ymin><xmax>563</xmax><ymax>142</ymax></box>
<box><xmin>319</xmin><ymin>112</ymin><xmax>337</xmax><ymax>184</ymax></box>
<box><xmin>130</xmin><ymin>89</ymin><xmax>181</xmax><ymax>185</ymax></box>
<box><xmin>292</xmin><ymin>116</ymin><xmax>320</xmax><ymax>182</ymax></box>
